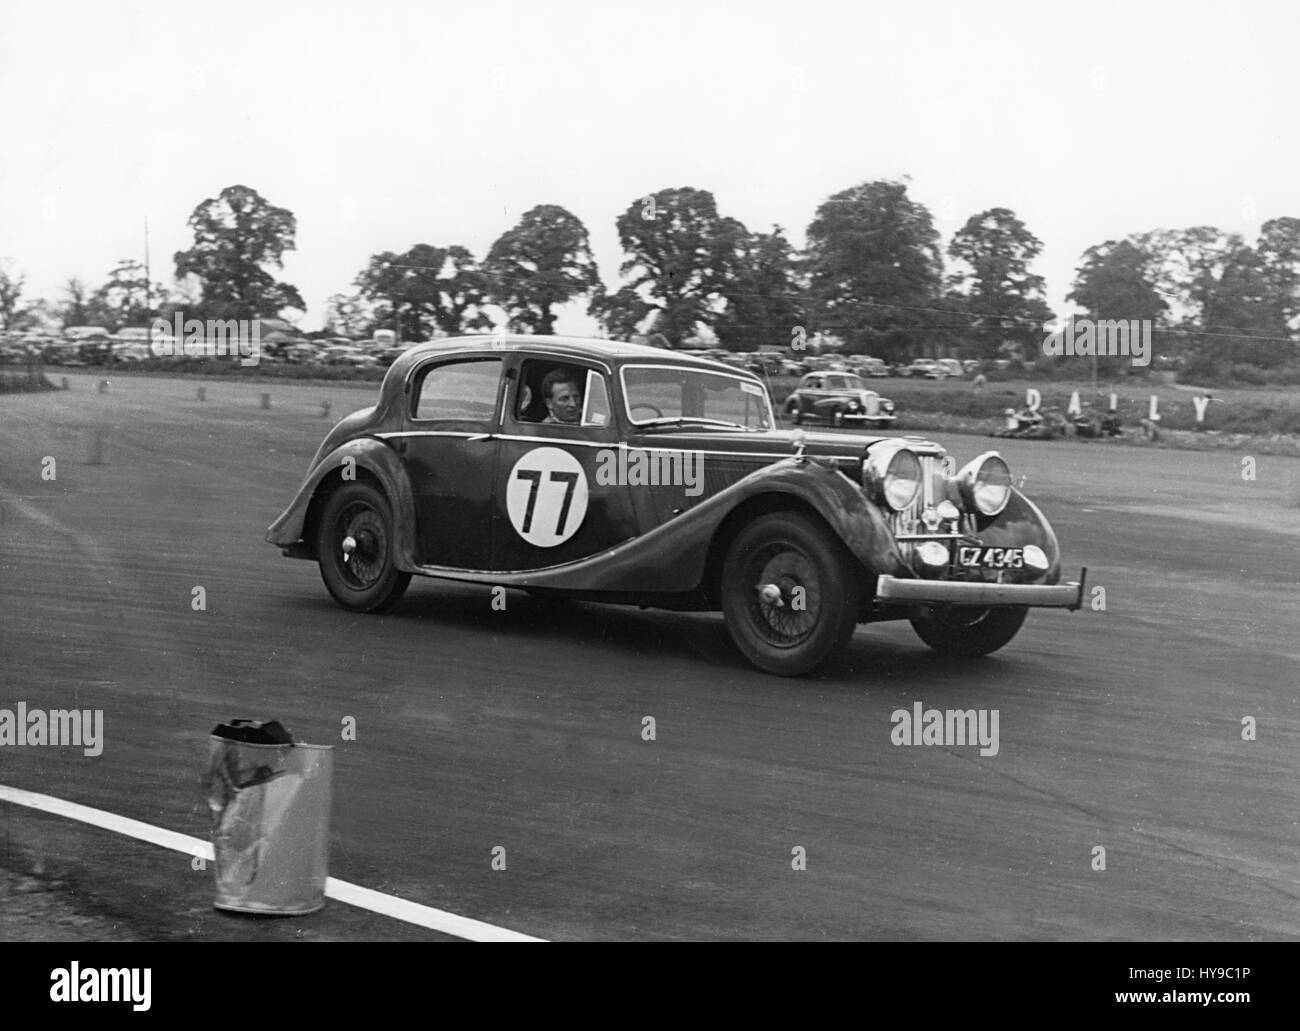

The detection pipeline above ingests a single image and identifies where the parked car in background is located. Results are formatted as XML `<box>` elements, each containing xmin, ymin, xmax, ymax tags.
<box><xmin>15</xmin><ymin>335</ymin><xmax>57</xmax><ymax>361</ymax></box>
<box><xmin>321</xmin><ymin>345</ymin><xmax>379</xmax><ymax>369</ymax></box>
<box><xmin>0</xmin><ymin>338</ymin><xmax>34</xmax><ymax>362</ymax></box>
<box><xmin>43</xmin><ymin>339</ymin><xmax>84</xmax><ymax>365</ymax></box>
<box><xmin>936</xmin><ymin>359</ymin><xmax>964</xmax><ymax>378</ymax></box>
<box><xmin>109</xmin><ymin>328</ymin><xmax>153</xmax><ymax>363</ymax></box>
<box><xmin>64</xmin><ymin>325</ymin><xmax>112</xmax><ymax>342</ymax></box>
<box><xmin>860</xmin><ymin>357</ymin><xmax>890</xmax><ymax>378</ymax></box>
<box><xmin>112</xmin><ymin>342</ymin><xmax>154</xmax><ymax>363</ymax></box>
<box><xmin>784</xmin><ymin>371</ymin><xmax>898</xmax><ymax>428</ymax></box>
<box><xmin>283</xmin><ymin>342</ymin><xmax>322</xmax><ymax>363</ymax></box>
<box><xmin>900</xmin><ymin>358</ymin><xmax>944</xmax><ymax>379</ymax></box>
<box><xmin>746</xmin><ymin>354</ymin><xmax>784</xmax><ymax>376</ymax></box>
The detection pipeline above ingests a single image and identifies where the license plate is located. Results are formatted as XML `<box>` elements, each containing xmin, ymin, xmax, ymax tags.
<box><xmin>957</xmin><ymin>546</ymin><xmax>1024</xmax><ymax>569</ymax></box>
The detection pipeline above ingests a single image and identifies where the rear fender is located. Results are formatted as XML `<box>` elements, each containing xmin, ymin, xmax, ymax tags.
<box><xmin>265</xmin><ymin>438</ymin><xmax>417</xmax><ymax>568</ymax></box>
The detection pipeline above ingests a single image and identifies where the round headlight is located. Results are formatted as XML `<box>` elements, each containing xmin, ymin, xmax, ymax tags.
<box><xmin>863</xmin><ymin>444</ymin><xmax>922</xmax><ymax>511</ymax></box>
<box><xmin>957</xmin><ymin>452</ymin><xmax>1012</xmax><ymax>516</ymax></box>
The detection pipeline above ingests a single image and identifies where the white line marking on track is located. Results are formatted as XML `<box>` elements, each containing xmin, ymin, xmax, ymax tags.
<box><xmin>0</xmin><ymin>784</ymin><xmax>545</xmax><ymax>943</ymax></box>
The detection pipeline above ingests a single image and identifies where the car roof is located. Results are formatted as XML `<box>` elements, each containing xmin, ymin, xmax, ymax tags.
<box><xmin>387</xmin><ymin>334</ymin><xmax>764</xmax><ymax>381</ymax></box>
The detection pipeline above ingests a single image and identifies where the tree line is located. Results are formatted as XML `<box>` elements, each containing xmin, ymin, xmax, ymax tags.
<box><xmin>2</xmin><ymin>180</ymin><xmax>1297</xmax><ymax>380</ymax></box>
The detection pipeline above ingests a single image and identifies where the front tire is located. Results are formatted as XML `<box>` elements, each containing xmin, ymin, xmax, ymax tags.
<box><xmin>316</xmin><ymin>481</ymin><xmax>411</xmax><ymax>613</ymax></box>
<box><xmin>909</xmin><ymin>606</ymin><xmax>1027</xmax><ymax>656</ymax></box>
<box><xmin>720</xmin><ymin>511</ymin><xmax>860</xmax><ymax>676</ymax></box>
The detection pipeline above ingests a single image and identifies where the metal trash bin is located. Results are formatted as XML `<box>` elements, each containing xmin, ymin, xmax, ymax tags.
<box><xmin>205</xmin><ymin>718</ymin><xmax>333</xmax><ymax>915</ymax></box>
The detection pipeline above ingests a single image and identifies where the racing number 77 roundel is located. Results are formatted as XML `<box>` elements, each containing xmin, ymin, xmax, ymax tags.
<box><xmin>505</xmin><ymin>447</ymin><xmax>590</xmax><ymax>548</ymax></box>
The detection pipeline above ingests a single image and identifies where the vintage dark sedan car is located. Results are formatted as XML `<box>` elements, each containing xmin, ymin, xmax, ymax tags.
<box><xmin>785</xmin><ymin>371</ymin><xmax>897</xmax><ymax>427</ymax></box>
<box><xmin>268</xmin><ymin>335</ymin><xmax>1085</xmax><ymax>676</ymax></box>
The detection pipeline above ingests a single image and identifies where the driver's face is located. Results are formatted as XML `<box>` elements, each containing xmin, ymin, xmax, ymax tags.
<box><xmin>547</xmin><ymin>382</ymin><xmax>582</xmax><ymax>424</ymax></box>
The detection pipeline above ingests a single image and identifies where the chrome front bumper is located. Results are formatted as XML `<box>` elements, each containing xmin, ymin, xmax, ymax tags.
<box><xmin>875</xmin><ymin>568</ymin><xmax>1087</xmax><ymax>610</ymax></box>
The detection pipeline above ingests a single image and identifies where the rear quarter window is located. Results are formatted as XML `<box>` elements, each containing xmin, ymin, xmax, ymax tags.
<box><xmin>414</xmin><ymin>358</ymin><xmax>502</xmax><ymax>422</ymax></box>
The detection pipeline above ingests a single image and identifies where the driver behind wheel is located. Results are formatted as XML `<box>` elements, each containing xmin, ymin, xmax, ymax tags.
<box><xmin>541</xmin><ymin>368</ymin><xmax>582</xmax><ymax>424</ymax></box>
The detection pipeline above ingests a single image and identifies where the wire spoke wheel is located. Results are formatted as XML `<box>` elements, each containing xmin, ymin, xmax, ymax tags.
<box><xmin>316</xmin><ymin>481</ymin><xmax>411</xmax><ymax>613</ymax></box>
<box><xmin>334</xmin><ymin>502</ymin><xmax>388</xmax><ymax>590</ymax></box>
<box><xmin>744</xmin><ymin>543</ymin><xmax>820</xmax><ymax>647</ymax></box>
<box><xmin>721</xmin><ymin>511</ymin><xmax>859</xmax><ymax>676</ymax></box>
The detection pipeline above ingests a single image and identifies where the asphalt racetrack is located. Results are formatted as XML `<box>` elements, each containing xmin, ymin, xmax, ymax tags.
<box><xmin>2</xmin><ymin>371</ymin><xmax>1297</xmax><ymax>941</ymax></box>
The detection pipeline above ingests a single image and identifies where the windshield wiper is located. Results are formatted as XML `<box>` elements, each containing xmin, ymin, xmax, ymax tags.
<box><xmin>636</xmin><ymin>417</ymin><xmax>746</xmax><ymax>431</ymax></box>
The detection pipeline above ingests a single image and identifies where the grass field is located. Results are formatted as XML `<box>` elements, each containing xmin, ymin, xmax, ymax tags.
<box><xmin>764</xmin><ymin>375</ymin><xmax>1300</xmax><ymax>438</ymax></box>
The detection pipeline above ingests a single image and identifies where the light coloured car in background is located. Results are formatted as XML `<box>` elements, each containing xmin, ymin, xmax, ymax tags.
<box><xmin>282</xmin><ymin>342</ymin><xmax>323</xmax><ymax>363</ymax></box>
<box><xmin>901</xmin><ymin>358</ymin><xmax>945</xmax><ymax>378</ymax></box>
<box><xmin>112</xmin><ymin>342</ymin><xmax>154</xmax><ymax>362</ymax></box>
<box><xmin>321</xmin><ymin>345</ymin><xmax>379</xmax><ymax>369</ymax></box>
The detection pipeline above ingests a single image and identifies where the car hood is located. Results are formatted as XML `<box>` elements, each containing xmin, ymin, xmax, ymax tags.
<box><xmin>628</xmin><ymin>426</ymin><xmax>945</xmax><ymax>461</ymax></box>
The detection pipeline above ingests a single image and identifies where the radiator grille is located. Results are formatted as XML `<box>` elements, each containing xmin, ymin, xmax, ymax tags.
<box><xmin>884</xmin><ymin>455</ymin><xmax>979</xmax><ymax>573</ymax></box>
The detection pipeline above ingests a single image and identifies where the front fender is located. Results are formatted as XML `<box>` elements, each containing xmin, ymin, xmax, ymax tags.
<box><xmin>265</xmin><ymin>437</ymin><xmax>418</xmax><ymax>567</ymax></box>
<box><xmin>974</xmin><ymin>488</ymin><xmax>1064</xmax><ymax>584</ymax></box>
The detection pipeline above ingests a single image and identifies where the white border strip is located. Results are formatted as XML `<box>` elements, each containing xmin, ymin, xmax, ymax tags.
<box><xmin>0</xmin><ymin>784</ymin><xmax>544</xmax><ymax>943</ymax></box>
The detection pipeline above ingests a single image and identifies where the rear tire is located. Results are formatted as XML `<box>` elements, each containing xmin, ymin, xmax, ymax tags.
<box><xmin>721</xmin><ymin>511</ymin><xmax>860</xmax><ymax>676</ymax></box>
<box><xmin>316</xmin><ymin>482</ymin><xmax>411</xmax><ymax>613</ymax></box>
<box><xmin>909</xmin><ymin>606</ymin><xmax>1027</xmax><ymax>656</ymax></box>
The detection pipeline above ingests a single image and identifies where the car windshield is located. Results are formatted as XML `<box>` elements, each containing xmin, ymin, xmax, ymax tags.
<box><xmin>824</xmin><ymin>374</ymin><xmax>867</xmax><ymax>390</ymax></box>
<box><xmin>622</xmin><ymin>365</ymin><xmax>774</xmax><ymax>430</ymax></box>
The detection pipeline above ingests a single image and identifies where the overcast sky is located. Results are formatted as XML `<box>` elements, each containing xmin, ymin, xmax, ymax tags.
<box><xmin>2</xmin><ymin>0</ymin><xmax>1296</xmax><ymax>334</ymax></box>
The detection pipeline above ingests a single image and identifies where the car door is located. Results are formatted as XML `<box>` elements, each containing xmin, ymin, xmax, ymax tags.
<box><xmin>813</xmin><ymin>374</ymin><xmax>842</xmax><ymax>419</ymax></box>
<box><xmin>799</xmin><ymin>375</ymin><xmax>820</xmax><ymax>418</ymax></box>
<box><xmin>398</xmin><ymin>353</ymin><xmax>504</xmax><ymax>569</ymax></box>
<box><xmin>490</xmin><ymin>356</ymin><xmax>637</xmax><ymax>572</ymax></box>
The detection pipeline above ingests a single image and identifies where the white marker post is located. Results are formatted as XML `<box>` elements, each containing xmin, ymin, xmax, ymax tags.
<box><xmin>1067</xmin><ymin>391</ymin><xmax>1082</xmax><ymax>417</ymax></box>
<box><xmin>1141</xmin><ymin>394</ymin><xmax>1161</xmax><ymax>440</ymax></box>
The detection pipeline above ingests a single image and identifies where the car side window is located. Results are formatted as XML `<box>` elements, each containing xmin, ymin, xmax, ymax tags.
<box><xmin>414</xmin><ymin>358</ymin><xmax>502</xmax><ymax>422</ymax></box>
<box><xmin>581</xmin><ymin>370</ymin><xmax>610</xmax><ymax>427</ymax></box>
<box><xmin>514</xmin><ymin>359</ymin><xmax>604</xmax><ymax>427</ymax></box>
